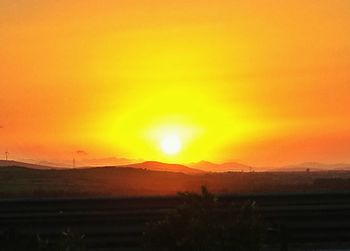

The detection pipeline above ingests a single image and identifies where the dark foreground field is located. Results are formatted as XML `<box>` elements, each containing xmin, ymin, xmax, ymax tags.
<box><xmin>2</xmin><ymin>166</ymin><xmax>350</xmax><ymax>250</ymax></box>
<box><xmin>1</xmin><ymin>165</ymin><xmax>350</xmax><ymax>197</ymax></box>
<box><xmin>1</xmin><ymin>193</ymin><xmax>350</xmax><ymax>251</ymax></box>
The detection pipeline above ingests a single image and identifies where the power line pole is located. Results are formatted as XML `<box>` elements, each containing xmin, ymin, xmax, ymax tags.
<box><xmin>5</xmin><ymin>150</ymin><xmax>8</xmax><ymax>161</ymax></box>
<box><xmin>73</xmin><ymin>158</ymin><xmax>76</xmax><ymax>168</ymax></box>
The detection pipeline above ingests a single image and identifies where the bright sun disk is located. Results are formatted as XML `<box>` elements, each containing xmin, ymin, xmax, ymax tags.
<box><xmin>160</xmin><ymin>134</ymin><xmax>182</xmax><ymax>155</ymax></box>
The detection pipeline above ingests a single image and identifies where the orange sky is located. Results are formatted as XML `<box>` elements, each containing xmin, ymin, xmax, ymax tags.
<box><xmin>1</xmin><ymin>0</ymin><xmax>350</xmax><ymax>167</ymax></box>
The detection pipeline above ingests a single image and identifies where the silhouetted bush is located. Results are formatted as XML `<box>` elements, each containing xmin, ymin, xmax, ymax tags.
<box><xmin>144</xmin><ymin>186</ymin><xmax>264</xmax><ymax>251</ymax></box>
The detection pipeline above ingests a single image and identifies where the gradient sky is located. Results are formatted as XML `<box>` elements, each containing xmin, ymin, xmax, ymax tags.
<box><xmin>1</xmin><ymin>0</ymin><xmax>350</xmax><ymax>167</ymax></box>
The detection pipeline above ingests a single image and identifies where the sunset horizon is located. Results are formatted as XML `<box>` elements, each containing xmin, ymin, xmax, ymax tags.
<box><xmin>1</xmin><ymin>0</ymin><xmax>350</xmax><ymax>168</ymax></box>
<box><xmin>2</xmin><ymin>2</ymin><xmax>350</xmax><ymax>249</ymax></box>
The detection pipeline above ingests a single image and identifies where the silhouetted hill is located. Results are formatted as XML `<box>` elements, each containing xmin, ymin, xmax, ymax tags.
<box><xmin>0</xmin><ymin>160</ymin><xmax>203</xmax><ymax>174</ymax></box>
<box><xmin>126</xmin><ymin>161</ymin><xmax>204</xmax><ymax>174</ymax></box>
<box><xmin>0</xmin><ymin>165</ymin><xmax>199</xmax><ymax>197</ymax></box>
<box><xmin>0</xmin><ymin>160</ymin><xmax>55</xmax><ymax>170</ymax></box>
<box><xmin>2</xmin><ymin>164</ymin><xmax>350</xmax><ymax>198</ymax></box>
<box><xmin>190</xmin><ymin>160</ymin><xmax>252</xmax><ymax>172</ymax></box>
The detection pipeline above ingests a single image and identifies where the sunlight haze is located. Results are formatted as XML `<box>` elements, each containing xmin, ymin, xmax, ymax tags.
<box><xmin>1</xmin><ymin>0</ymin><xmax>350</xmax><ymax>167</ymax></box>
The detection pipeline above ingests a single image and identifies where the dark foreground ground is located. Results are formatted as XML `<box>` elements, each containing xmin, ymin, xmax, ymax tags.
<box><xmin>2</xmin><ymin>166</ymin><xmax>350</xmax><ymax>250</ymax></box>
<box><xmin>1</xmin><ymin>166</ymin><xmax>350</xmax><ymax>197</ymax></box>
<box><xmin>1</xmin><ymin>193</ymin><xmax>350</xmax><ymax>251</ymax></box>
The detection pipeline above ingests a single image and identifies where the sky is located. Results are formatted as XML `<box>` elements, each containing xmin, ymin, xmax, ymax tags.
<box><xmin>1</xmin><ymin>0</ymin><xmax>350</xmax><ymax>167</ymax></box>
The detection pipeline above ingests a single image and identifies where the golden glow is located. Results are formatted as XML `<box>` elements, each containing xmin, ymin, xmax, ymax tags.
<box><xmin>1</xmin><ymin>1</ymin><xmax>350</xmax><ymax>166</ymax></box>
<box><xmin>160</xmin><ymin>134</ymin><xmax>182</xmax><ymax>155</ymax></box>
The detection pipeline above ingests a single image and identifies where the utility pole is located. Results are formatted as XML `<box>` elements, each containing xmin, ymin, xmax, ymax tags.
<box><xmin>5</xmin><ymin>150</ymin><xmax>8</xmax><ymax>161</ymax></box>
<box><xmin>73</xmin><ymin>158</ymin><xmax>76</xmax><ymax>168</ymax></box>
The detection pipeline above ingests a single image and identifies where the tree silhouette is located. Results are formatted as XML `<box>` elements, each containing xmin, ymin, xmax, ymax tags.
<box><xmin>144</xmin><ymin>186</ymin><xmax>264</xmax><ymax>251</ymax></box>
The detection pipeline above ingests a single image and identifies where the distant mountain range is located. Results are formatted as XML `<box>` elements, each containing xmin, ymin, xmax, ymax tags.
<box><xmin>0</xmin><ymin>160</ymin><xmax>203</xmax><ymax>174</ymax></box>
<box><xmin>126</xmin><ymin>161</ymin><xmax>204</xmax><ymax>174</ymax></box>
<box><xmin>2</xmin><ymin>159</ymin><xmax>350</xmax><ymax>173</ymax></box>
<box><xmin>189</xmin><ymin>160</ymin><xmax>252</xmax><ymax>172</ymax></box>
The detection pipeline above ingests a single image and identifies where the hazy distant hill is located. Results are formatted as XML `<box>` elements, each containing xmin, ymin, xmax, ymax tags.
<box><xmin>79</xmin><ymin>157</ymin><xmax>138</xmax><ymax>167</ymax></box>
<box><xmin>190</xmin><ymin>160</ymin><xmax>252</xmax><ymax>172</ymax></box>
<box><xmin>2</xmin><ymin>162</ymin><xmax>350</xmax><ymax>198</ymax></box>
<box><xmin>126</xmin><ymin>161</ymin><xmax>204</xmax><ymax>174</ymax></box>
<box><xmin>3</xmin><ymin>159</ymin><xmax>350</xmax><ymax>174</ymax></box>
<box><xmin>0</xmin><ymin>160</ymin><xmax>55</xmax><ymax>170</ymax></box>
<box><xmin>0</xmin><ymin>160</ymin><xmax>203</xmax><ymax>174</ymax></box>
<box><xmin>268</xmin><ymin>162</ymin><xmax>350</xmax><ymax>172</ymax></box>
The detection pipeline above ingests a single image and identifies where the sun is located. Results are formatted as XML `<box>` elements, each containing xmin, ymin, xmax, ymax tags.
<box><xmin>160</xmin><ymin>134</ymin><xmax>182</xmax><ymax>155</ymax></box>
